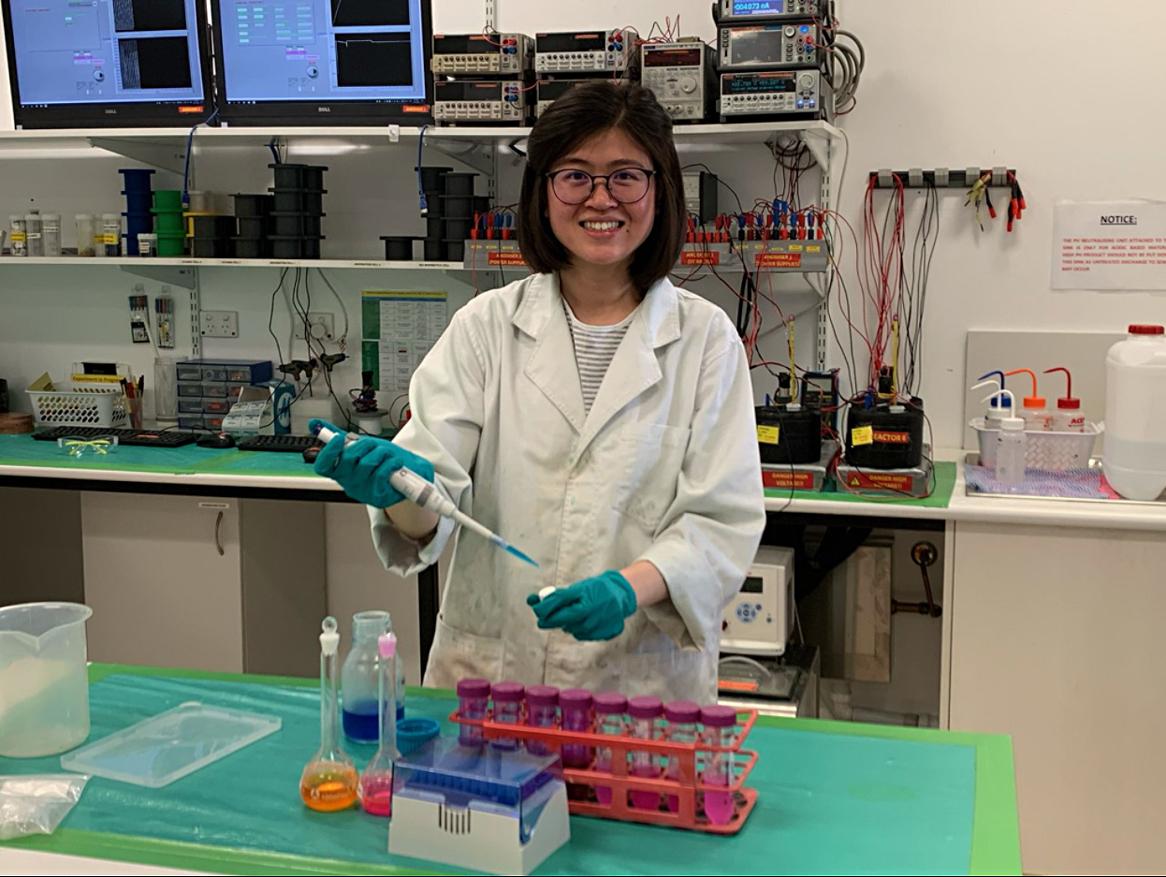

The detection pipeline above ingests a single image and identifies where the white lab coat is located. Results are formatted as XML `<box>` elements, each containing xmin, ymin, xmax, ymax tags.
<box><xmin>367</xmin><ymin>272</ymin><xmax>765</xmax><ymax>702</ymax></box>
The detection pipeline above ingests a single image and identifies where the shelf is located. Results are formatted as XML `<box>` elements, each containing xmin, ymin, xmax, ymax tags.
<box><xmin>0</xmin><ymin>119</ymin><xmax>841</xmax><ymax>151</ymax></box>
<box><xmin>0</xmin><ymin>256</ymin><xmax>463</xmax><ymax>270</ymax></box>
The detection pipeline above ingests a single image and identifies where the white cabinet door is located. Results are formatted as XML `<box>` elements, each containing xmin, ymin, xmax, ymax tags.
<box><xmin>81</xmin><ymin>493</ymin><xmax>244</xmax><ymax>672</ymax></box>
<box><xmin>950</xmin><ymin>521</ymin><xmax>1166</xmax><ymax>875</ymax></box>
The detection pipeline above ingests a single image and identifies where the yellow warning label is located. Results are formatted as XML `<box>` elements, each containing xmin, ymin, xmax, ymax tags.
<box><xmin>851</xmin><ymin>425</ymin><xmax>873</xmax><ymax>446</ymax></box>
<box><xmin>756</xmin><ymin>425</ymin><xmax>780</xmax><ymax>445</ymax></box>
<box><xmin>788</xmin><ymin>244</ymin><xmax>803</xmax><ymax>252</ymax></box>
<box><xmin>850</xmin><ymin>476</ymin><xmax>861</xmax><ymax>487</ymax></box>
<box><xmin>103</xmin><ymin>233</ymin><xmax>119</xmax><ymax>245</ymax></box>
<box><xmin>806</xmin><ymin>245</ymin><xmax>822</xmax><ymax>253</ymax></box>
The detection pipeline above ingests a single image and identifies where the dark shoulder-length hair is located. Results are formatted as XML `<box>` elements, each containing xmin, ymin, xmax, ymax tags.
<box><xmin>517</xmin><ymin>81</ymin><xmax>686</xmax><ymax>294</ymax></box>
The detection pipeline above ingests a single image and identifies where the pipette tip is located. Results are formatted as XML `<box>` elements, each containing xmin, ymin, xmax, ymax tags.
<box><xmin>501</xmin><ymin>541</ymin><xmax>540</xmax><ymax>568</ymax></box>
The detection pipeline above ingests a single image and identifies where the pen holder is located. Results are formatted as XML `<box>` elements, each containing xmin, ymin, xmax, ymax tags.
<box><xmin>127</xmin><ymin>395</ymin><xmax>143</xmax><ymax>429</ymax></box>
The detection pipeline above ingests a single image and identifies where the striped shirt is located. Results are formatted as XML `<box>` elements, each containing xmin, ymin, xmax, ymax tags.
<box><xmin>563</xmin><ymin>299</ymin><xmax>637</xmax><ymax>414</ymax></box>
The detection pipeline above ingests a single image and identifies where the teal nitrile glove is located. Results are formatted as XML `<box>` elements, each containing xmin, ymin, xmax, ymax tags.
<box><xmin>309</xmin><ymin>418</ymin><xmax>435</xmax><ymax>509</ymax></box>
<box><xmin>526</xmin><ymin>570</ymin><xmax>637</xmax><ymax>641</ymax></box>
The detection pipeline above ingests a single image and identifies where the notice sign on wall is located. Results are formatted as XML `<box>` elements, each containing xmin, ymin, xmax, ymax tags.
<box><xmin>1053</xmin><ymin>200</ymin><xmax>1166</xmax><ymax>290</ymax></box>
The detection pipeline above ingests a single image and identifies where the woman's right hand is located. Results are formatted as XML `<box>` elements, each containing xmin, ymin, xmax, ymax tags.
<box><xmin>310</xmin><ymin>418</ymin><xmax>435</xmax><ymax>509</ymax></box>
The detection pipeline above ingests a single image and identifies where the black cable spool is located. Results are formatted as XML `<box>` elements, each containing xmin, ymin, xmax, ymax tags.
<box><xmin>381</xmin><ymin>236</ymin><xmax>418</xmax><ymax>260</ymax></box>
<box><xmin>442</xmin><ymin>172</ymin><xmax>477</xmax><ymax>197</ymax></box>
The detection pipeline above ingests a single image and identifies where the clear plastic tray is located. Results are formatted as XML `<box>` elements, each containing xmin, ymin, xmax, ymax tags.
<box><xmin>60</xmin><ymin>701</ymin><xmax>281</xmax><ymax>788</ymax></box>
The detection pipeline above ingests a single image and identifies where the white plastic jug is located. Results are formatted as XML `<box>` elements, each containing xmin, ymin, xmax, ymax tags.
<box><xmin>1104</xmin><ymin>324</ymin><xmax>1166</xmax><ymax>500</ymax></box>
<box><xmin>0</xmin><ymin>602</ymin><xmax>93</xmax><ymax>757</ymax></box>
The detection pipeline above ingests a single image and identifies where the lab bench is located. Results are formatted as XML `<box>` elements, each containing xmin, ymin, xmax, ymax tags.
<box><xmin>0</xmin><ymin>663</ymin><xmax>1021</xmax><ymax>875</ymax></box>
<box><xmin>5</xmin><ymin>435</ymin><xmax>1166</xmax><ymax>872</ymax></box>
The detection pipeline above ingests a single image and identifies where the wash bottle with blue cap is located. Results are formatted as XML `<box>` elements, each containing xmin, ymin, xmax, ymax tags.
<box><xmin>978</xmin><ymin>371</ymin><xmax>1014</xmax><ymax>427</ymax></box>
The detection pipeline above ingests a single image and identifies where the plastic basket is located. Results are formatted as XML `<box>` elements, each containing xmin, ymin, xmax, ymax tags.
<box><xmin>27</xmin><ymin>384</ymin><xmax>127</xmax><ymax>428</ymax></box>
<box><xmin>971</xmin><ymin>417</ymin><xmax>1101</xmax><ymax>471</ymax></box>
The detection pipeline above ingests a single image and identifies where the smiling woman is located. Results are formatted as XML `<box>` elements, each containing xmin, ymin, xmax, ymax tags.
<box><xmin>313</xmin><ymin>79</ymin><xmax>765</xmax><ymax>703</ymax></box>
<box><xmin>518</xmin><ymin>81</ymin><xmax>687</xmax><ymax>301</ymax></box>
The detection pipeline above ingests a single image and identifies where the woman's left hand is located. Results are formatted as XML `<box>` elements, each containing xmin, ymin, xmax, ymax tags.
<box><xmin>527</xmin><ymin>570</ymin><xmax>637</xmax><ymax>641</ymax></box>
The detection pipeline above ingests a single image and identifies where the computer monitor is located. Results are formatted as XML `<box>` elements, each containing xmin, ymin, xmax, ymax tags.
<box><xmin>1</xmin><ymin>0</ymin><xmax>214</xmax><ymax>128</ymax></box>
<box><xmin>211</xmin><ymin>0</ymin><xmax>432</xmax><ymax>125</ymax></box>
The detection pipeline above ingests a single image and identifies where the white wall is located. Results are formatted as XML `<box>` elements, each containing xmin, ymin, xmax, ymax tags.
<box><xmin>4</xmin><ymin>1</ymin><xmax>1165</xmax><ymax>446</ymax></box>
<box><xmin>831</xmin><ymin>0</ymin><xmax>1166</xmax><ymax>447</ymax></box>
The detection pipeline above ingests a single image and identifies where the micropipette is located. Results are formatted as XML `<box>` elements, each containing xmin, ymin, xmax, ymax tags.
<box><xmin>312</xmin><ymin>424</ymin><xmax>539</xmax><ymax>568</ymax></box>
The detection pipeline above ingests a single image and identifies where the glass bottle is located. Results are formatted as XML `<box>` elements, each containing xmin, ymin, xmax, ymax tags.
<box><xmin>341</xmin><ymin>610</ymin><xmax>402</xmax><ymax>743</ymax></box>
<box><xmin>299</xmin><ymin>617</ymin><xmax>358</xmax><ymax>811</ymax></box>
<box><xmin>24</xmin><ymin>210</ymin><xmax>43</xmax><ymax>257</ymax></box>
<box><xmin>75</xmin><ymin>214</ymin><xmax>96</xmax><ymax>257</ymax></box>
<box><xmin>42</xmin><ymin>213</ymin><xmax>61</xmax><ymax>256</ymax></box>
<box><xmin>9</xmin><ymin>215</ymin><xmax>26</xmax><ymax>256</ymax></box>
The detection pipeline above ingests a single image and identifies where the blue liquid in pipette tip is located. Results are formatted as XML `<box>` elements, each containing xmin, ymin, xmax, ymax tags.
<box><xmin>502</xmin><ymin>542</ymin><xmax>540</xmax><ymax>568</ymax></box>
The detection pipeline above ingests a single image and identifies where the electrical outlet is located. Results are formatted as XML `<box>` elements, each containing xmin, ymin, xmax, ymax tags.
<box><xmin>294</xmin><ymin>311</ymin><xmax>335</xmax><ymax>342</ymax></box>
<box><xmin>201</xmin><ymin>310</ymin><xmax>239</xmax><ymax>338</ymax></box>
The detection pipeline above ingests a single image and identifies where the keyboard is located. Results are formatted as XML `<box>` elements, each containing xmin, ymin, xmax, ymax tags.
<box><xmin>31</xmin><ymin>426</ymin><xmax>199</xmax><ymax>447</ymax></box>
<box><xmin>236</xmin><ymin>434</ymin><xmax>322</xmax><ymax>453</ymax></box>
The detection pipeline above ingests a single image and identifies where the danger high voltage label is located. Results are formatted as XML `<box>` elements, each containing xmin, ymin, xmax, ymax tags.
<box><xmin>762</xmin><ymin>470</ymin><xmax>816</xmax><ymax>490</ymax></box>
<box><xmin>846</xmin><ymin>471</ymin><xmax>914</xmax><ymax>491</ymax></box>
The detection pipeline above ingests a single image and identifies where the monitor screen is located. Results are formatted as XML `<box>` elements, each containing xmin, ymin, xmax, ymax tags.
<box><xmin>212</xmin><ymin>0</ymin><xmax>432</xmax><ymax>125</ymax></box>
<box><xmin>2</xmin><ymin>0</ymin><xmax>213</xmax><ymax>127</ymax></box>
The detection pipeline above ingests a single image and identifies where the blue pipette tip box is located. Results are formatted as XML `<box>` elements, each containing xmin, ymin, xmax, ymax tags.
<box><xmin>390</xmin><ymin>738</ymin><xmax>570</xmax><ymax>875</ymax></box>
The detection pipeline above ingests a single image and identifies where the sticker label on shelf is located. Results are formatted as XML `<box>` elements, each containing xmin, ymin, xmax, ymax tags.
<box><xmin>755</xmin><ymin>252</ymin><xmax>801</xmax><ymax>269</ymax></box>
<box><xmin>487</xmin><ymin>251</ymin><xmax>528</xmax><ymax>266</ymax></box>
<box><xmin>680</xmin><ymin>250</ymin><xmax>721</xmax><ymax>265</ymax></box>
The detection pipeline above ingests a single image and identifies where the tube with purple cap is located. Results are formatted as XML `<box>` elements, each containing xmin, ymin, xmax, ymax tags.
<box><xmin>627</xmin><ymin>695</ymin><xmax>663</xmax><ymax>810</ymax></box>
<box><xmin>524</xmin><ymin>685</ymin><xmax>559</xmax><ymax>755</ymax></box>
<box><xmin>699</xmin><ymin>704</ymin><xmax>738</xmax><ymax>825</ymax></box>
<box><xmin>663</xmin><ymin>700</ymin><xmax>700</xmax><ymax>812</ymax></box>
<box><xmin>490</xmin><ymin>681</ymin><xmax>524</xmax><ymax>750</ymax></box>
<box><xmin>592</xmin><ymin>692</ymin><xmax>627</xmax><ymax>806</ymax></box>
<box><xmin>457</xmin><ymin>677</ymin><xmax>490</xmax><ymax>747</ymax></box>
